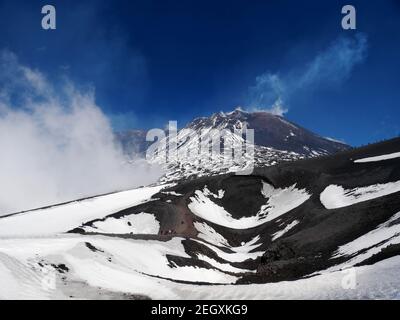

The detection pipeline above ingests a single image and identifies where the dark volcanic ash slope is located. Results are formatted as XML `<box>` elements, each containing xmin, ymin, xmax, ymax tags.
<box><xmin>71</xmin><ymin>137</ymin><xmax>400</xmax><ymax>284</ymax></box>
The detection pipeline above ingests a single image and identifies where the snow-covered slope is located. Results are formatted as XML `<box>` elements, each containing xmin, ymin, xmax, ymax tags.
<box><xmin>0</xmin><ymin>185</ymin><xmax>165</xmax><ymax>237</ymax></box>
<box><xmin>0</xmin><ymin>137</ymin><xmax>399</xmax><ymax>299</ymax></box>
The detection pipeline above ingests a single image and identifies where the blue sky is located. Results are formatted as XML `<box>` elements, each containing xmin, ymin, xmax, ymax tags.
<box><xmin>0</xmin><ymin>0</ymin><xmax>399</xmax><ymax>146</ymax></box>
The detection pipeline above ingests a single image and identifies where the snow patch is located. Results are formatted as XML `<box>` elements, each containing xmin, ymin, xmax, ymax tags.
<box><xmin>354</xmin><ymin>152</ymin><xmax>400</xmax><ymax>163</ymax></box>
<box><xmin>320</xmin><ymin>181</ymin><xmax>400</xmax><ymax>209</ymax></box>
<box><xmin>195</xmin><ymin>254</ymin><xmax>254</xmax><ymax>273</ymax></box>
<box><xmin>162</xmin><ymin>191</ymin><xmax>183</xmax><ymax>196</ymax></box>
<box><xmin>194</xmin><ymin>236</ymin><xmax>263</xmax><ymax>263</ymax></box>
<box><xmin>272</xmin><ymin>220</ymin><xmax>299</xmax><ymax>241</ymax></box>
<box><xmin>202</xmin><ymin>186</ymin><xmax>225</xmax><ymax>199</ymax></box>
<box><xmin>325</xmin><ymin>137</ymin><xmax>346</xmax><ymax>145</ymax></box>
<box><xmin>194</xmin><ymin>222</ymin><xmax>230</xmax><ymax>247</ymax></box>
<box><xmin>82</xmin><ymin>213</ymin><xmax>160</xmax><ymax>235</ymax></box>
<box><xmin>188</xmin><ymin>182</ymin><xmax>310</xmax><ymax>229</ymax></box>
<box><xmin>258</xmin><ymin>182</ymin><xmax>310</xmax><ymax>223</ymax></box>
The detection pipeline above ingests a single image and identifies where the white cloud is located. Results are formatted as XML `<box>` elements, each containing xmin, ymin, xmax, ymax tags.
<box><xmin>247</xmin><ymin>34</ymin><xmax>368</xmax><ymax>115</ymax></box>
<box><xmin>250</xmin><ymin>97</ymin><xmax>287</xmax><ymax>116</ymax></box>
<box><xmin>0</xmin><ymin>50</ymin><xmax>163</xmax><ymax>215</ymax></box>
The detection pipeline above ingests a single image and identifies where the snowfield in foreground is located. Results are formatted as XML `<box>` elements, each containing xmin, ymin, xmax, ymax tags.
<box><xmin>0</xmin><ymin>180</ymin><xmax>399</xmax><ymax>299</ymax></box>
<box><xmin>1</xmin><ymin>233</ymin><xmax>400</xmax><ymax>300</ymax></box>
<box><xmin>0</xmin><ymin>235</ymin><xmax>237</xmax><ymax>300</ymax></box>
<box><xmin>1</xmin><ymin>137</ymin><xmax>400</xmax><ymax>300</ymax></box>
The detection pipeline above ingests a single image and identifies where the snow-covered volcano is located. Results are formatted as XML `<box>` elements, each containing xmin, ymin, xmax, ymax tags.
<box><xmin>119</xmin><ymin>108</ymin><xmax>350</xmax><ymax>182</ymax></box>
<box><xmin>1</xmin><ymin>137</ymin><xmax>399</xmax><ymax>299</ymax></box>
<box><xmin>186</xmin><ymin>108</ymin><xmax>348</xmax><ymax>155</ymax></box>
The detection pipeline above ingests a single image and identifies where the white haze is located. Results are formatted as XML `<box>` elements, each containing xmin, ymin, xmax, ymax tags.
<box><xmin>0</xmin><ymin>51</ymin><xmax>163</xmax><ymax>215</ymax></box>
<box><xmin>248</xmin><ymin>34</ymin><xmax>368</xmax><ymax>115</ymax></box>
